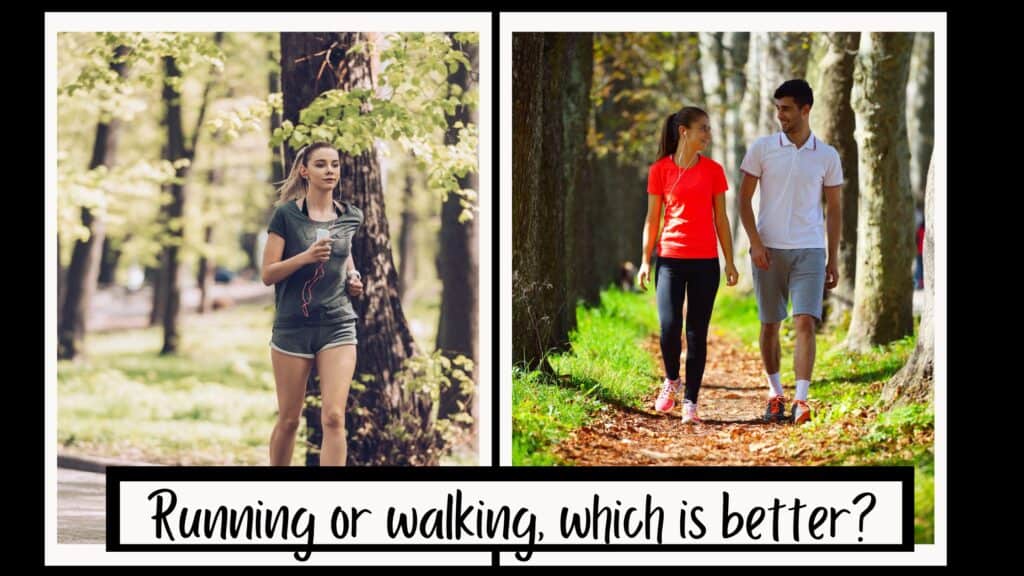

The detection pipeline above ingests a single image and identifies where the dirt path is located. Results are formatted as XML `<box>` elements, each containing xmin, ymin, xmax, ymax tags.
<box><xmin>555</xmin><ymin>330</ymin><xmax>829</xmax><ymax>466</ymax></box>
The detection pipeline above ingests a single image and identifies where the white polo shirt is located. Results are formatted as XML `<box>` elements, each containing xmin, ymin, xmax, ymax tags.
<box><xmin>740</xmin><ymin>131</ymin><xmax>843</xmax><ymax>249</ymax></box>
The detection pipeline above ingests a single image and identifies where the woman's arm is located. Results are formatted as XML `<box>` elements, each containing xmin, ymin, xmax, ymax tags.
<box><xmin>636</xmin><ymin>194</ymin><xmax>664</xmax><ymax>291</ymax></box>
<box><xmin>713</xmin><ymin>193</ymin><xmax>738</xmax><ymax>286</ymax></box>
<box><xmin>261</xmin><ymin>233</ymin><xmax>328</xmax><ymax>286</ymax></box>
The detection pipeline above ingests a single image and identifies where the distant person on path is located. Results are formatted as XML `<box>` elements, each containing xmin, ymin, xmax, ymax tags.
<box><xmin>637</xmin><ymin>106</ymin><xmax>739</xmax><ymax>424</ymax></box>
<box><xmin>261</xmin><ymin>142</ymin><xmax>364</xmax><ymax>466</ymax></box>
<box><xmin>738</xmin><ymin>79</ymin><xmax>843</xmax><ymax>425</ymax></box>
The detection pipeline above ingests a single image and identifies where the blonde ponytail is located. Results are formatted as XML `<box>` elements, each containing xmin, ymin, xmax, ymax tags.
<box><xmin>274</xmin><ymin>142</ymin><xmax>338</xmax><ymax>206</ymax></box>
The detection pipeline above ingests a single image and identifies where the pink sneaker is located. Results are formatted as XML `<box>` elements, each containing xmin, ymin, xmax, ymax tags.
<box><xmin>655</xmin><ymin>378</ymin><xmax>680</xmax><ymax>412</ymax></box>
<box><xmin>681</xmin><ymin>400</ymin><xmax>702</xmax><ymax>424</ymax></box>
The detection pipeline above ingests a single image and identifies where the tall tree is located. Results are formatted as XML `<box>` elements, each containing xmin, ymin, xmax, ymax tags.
<box><xmin>907</xmin><ymin>32</ymin><xmax>934</xmax><ymax>207</ymax></box>
<box><xmin>149</xmin><ymin>254</ymin><xmax>166</xmax><ymax>326</ymax></box>
<box><xmin>97</xmin><ymin>237</ymin><xmax>120</xmax><ymax>286</ymax></box>
<box><xmin>558</xmin><ymin>34</ymin><xmax>595</xmax><ymax>309</ymax></box>
<box><xmin>58</xmin><ymin>44</ymin><xmax>129</xmax><ymax>360</ymax></box>
<box><xmin>734</xmin><ymin>32</ymin><xmax>766</xmax><ymax>293</ymax></box>
<box><xmin>698</xmin><ymin>33</ymin><xmax>727</xmax><ymax>168</ymax></box>
<box><xmin>721</xmin><ymin>32</ymin><xmax>749</xmax><ymax>244</ymax></box>
<box><xmin>845</xmin><ymin>32</ymin><xmax>916</xmax><ymax>351</ymax></box>
<box><xmin>436</xmin><ymin>32</ymin><xmax>479</xmax><ymax>423</ymax></box>
<box><xmin>57</xmin><ymin>236</ymin><xmax>66</xmax><ymax>327</ymax></box>
<box><xmin>242</xmin><ymin>46</ymin><xmax>284</xmax><ymax>272</ymax></box>
<box><xmin>882</xmin><ymin>153</ymin><xmax>934</xmax><ymax>408</ymax></box>
<box><xmin>156</xmin><ymin>32</ymin><xmax>223</xmax><ymax>355</ymax></box>
<box><xmin>398</xmin><ymin>171</ymin><xmax>417</xmax><ymax>303</ymax></box>
<box><xmin>512</xmin><ymin>33</ymin><xmax>594</xmax><ymax>368</ymax></box>
<box><xmin>196</xmin><ymin>168</ymin><xmax>222</xmax><ymax>314</ymax></box>
<box><xmin>512</xmin><ymin>33</ymin><xmax>559</xmax><ymax>369</ymax></box>
<box><xmin>807</xmin><ymin>32</ymin><xmax>861</xmax><ymax>326</ymax></box>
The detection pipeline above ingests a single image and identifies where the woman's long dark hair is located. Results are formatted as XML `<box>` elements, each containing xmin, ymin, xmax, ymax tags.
<box><xmin>658</xmin><ymin>106</ymin><xmax>708</xmax><ymax>159</ymax></box>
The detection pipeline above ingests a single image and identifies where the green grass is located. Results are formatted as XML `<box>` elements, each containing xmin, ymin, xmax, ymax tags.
<box><xmin>512</xmin><ymin>368</ymin><xmax>605</xmax><ymax>466</ymax></box>
<box><xmin>549</xmin><ymin>289</ymin><xmax>661</xmax><ymax>408</ymax></box>
<box><xmin>914</xmin><ymin>452</ymin><xmax>935</xmax><ymax>544</ymax></box>
<box><xmin>58</xmin><ymin>298</ymin><xmax>461</xmax><ymax>466</ymax></box>
<box><xmin>513</xmin><ymin>288</ymin><xmax>661</xmax><ymax>465</ymax></box>
<box><xmin>58</xmin><ymin>304</ymin><xmax>286</xmax><ymax>465</ymax></box>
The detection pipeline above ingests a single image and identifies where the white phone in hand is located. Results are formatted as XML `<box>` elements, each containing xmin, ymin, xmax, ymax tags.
<box><xmin>316</xmin><ymin>228</ymin><xmax>330</xmax><ymax>242</ymax></box>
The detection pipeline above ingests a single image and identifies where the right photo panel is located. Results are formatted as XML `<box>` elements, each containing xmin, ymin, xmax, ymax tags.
<box><xmin>506</xmin><ymin>13</ymin><xmax>941</xmax><ymax>549</ymax></box>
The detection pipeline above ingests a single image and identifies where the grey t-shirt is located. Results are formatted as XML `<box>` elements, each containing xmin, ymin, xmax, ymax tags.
<box><xmin>267</xmin><ymin>199</ymin><xmax>364</xmax><ymax>327</ymax></box>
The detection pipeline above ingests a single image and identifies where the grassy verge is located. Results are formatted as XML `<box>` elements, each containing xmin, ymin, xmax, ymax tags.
<box><xmin>513</xmin><ymin>288</ymin><xmax>660</xmax><ymax>465</ymax></box>
<box><xmin>58</xmin><ymin>304</ymin><xmax>281</xmax><ymax>465</ymax></box>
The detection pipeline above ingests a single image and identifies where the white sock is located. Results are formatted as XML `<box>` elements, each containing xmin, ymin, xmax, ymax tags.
<box><xmin>767</xmin><ymin>373</ymin><xmax>784</xmax><ymax>397</ymax></box>
<box><xmin>795</xmin><ymin>380</ymin><xmax>810</xmax><ymax>402</ymax></box>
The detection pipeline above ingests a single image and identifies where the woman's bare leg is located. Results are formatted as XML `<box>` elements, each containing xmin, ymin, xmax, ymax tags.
<box><xmin>316</xmin><ymin>344</ymin><xmax>356</xmax><ymax>466</ymax></box>
<box><xmin>269</xmin><ymin>349</ymin><xmax>313</xmax><ymax>466</ymax></box>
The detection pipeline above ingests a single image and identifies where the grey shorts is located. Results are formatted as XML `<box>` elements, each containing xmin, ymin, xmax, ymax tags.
<box><xmin>751</xmin><ymin>248</ymin><xmax>826</xmax><ymax>323</ymax></box>
<box><xmin>270</xmin><ymin>320</ymin><xmax>358</xmax><ymax>358</ymax></box>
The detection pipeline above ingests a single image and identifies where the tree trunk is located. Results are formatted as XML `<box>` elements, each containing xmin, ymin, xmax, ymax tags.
<box><xmin>592</xmin><ymin>33</ymin><xmax>643</xmax><ymax>292</ymax></box>
<box><xmin>436</xmin><ymin>33</ymin><xmax>479</xmax><ymax>426</ymax></box>
<box><xmin>159</xmin><ymin>55</ymin><xmax>187</xmax><ymax>355</ymax></box>
<box><xmin>698</xmin><ymin>33</ymin><xmax>727</xmax><ymax>168</ymax></box>
<box><xmin>722</xmin><ymin>32</ymin><xmax>749</xmax><ymax>245</ymax></box>
<box><xmin>58</xmin><ymin>46</ymin><xmax>128</xmax><ymax>360</ymax></box>
<box><xmin>281</xmin><ymin>32</ymin><xmax>419</xmax><ymax>466</ymax></box>
<box><xmin>512</xmin><ymin>33</ymin><xmax>557</xmax><ymax>369</ymax></box>
<box><xmin>149</xmin><ymin>257</ymin><xmax>167</xmax><ymax>326</ymax></box>
<box><xmin>97</xmin><ymin>237</ymin><xmax>121</xmax><ymax>286</ymax></box>
<box><xmin>158</xmin><ymin>33</ymin><xmax>222</xmax><ymax>354</ymax></box>
<box><xmin>196</xmin><ymin>224</ymin><xmax>214</xmax><ymax>314</ymax></box>
<box><xmin>59</xmin><ymin>207</ymin><xmax>108</xmax><ymax>360</ymax></box>
<box><xmin>243</xmin><ymin>49</ymin><xmax>286</xmax><ymax>274</ymax></box>
<box><xmin>511</xmin><ymin>33</ymin><xmax>593</xmax><ymax>369</ymax></box>
<box><xmin>558</xmin><ymin>34</ymin><xmax>595</xmax><ymax>310</ymax></box>
<box><xmin>398</xmin><ymin>172</ymin><xmax>416</xmax><ymax>303</ymax></box>
<box><xmin>196</xmin><ymin>171</ymin><xmax>220</xmax><ymax>314</ymax></box>
<box><xmin>734</xmin><ymin>32</ymin><xmax>766</xmax><ymax>293</ymax></box>
<box><xmin>845</xmin><ymin>33</ymin><xmax>916</xmax><ymax>352</ymax></box>
<box><xmin>881</xmin><ymin>153</ymin><xmax>933</xmax><ymax>408</ymax></box>
<box><xmin>57</xmin><ymin>235</ymin><xmax>66</xmax><ymax>329</ymax></box>
<box><xmin>545</xmin><ymin>34</ymin><xmax>585</xmax><ymax>332</ymax></box>
<box><xmin>907</xmin><ymin>32</ymin><xmax>934</xmax><ymax>208</ymax></box>
<box><xmin>807</xmin><ymin>33</ymin><xmax>861</xmax><ymax>327</ymax></box>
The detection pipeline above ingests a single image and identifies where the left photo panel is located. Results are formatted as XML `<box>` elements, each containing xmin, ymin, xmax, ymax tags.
<box><xmin>47</xmin><ymin>13</ymin><xmax>491</xmax><ymax>553</ymax></box>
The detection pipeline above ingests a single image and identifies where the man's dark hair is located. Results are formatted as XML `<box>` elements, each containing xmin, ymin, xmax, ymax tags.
<box><xmin>774</xmin><ymin>79</ymin><xmax>814</xmax><ymax>110</ymax></box>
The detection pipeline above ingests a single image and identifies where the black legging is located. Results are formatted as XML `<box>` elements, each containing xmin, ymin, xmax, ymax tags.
<box><xmin>655</xmin><ymin>256</ymin><xmax>720</xmax><ymax>403</ymax></box>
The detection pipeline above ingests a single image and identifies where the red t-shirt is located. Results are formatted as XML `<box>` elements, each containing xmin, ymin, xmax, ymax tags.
<box><xmin>647</xmin><ymin>154</ymin><xmax>729</xmax><ymax>259</ymax></box>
